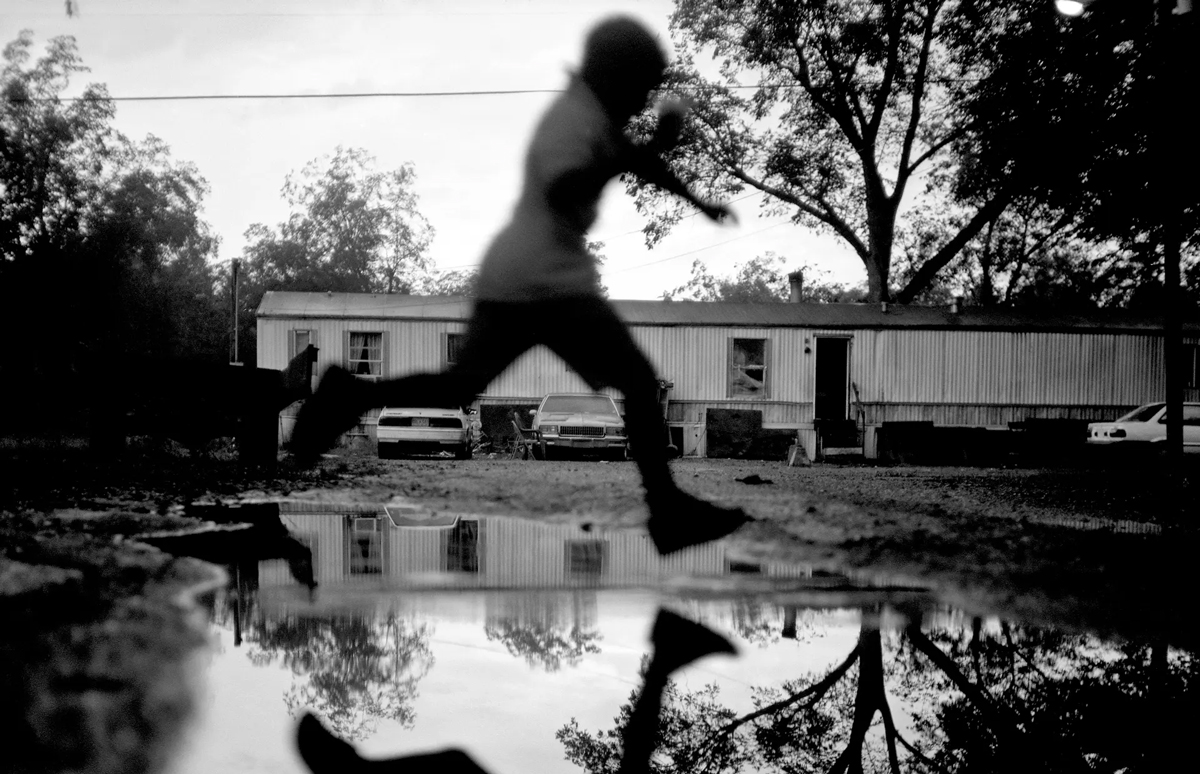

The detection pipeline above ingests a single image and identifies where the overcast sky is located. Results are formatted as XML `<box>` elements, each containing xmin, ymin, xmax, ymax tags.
<box><xmin>6</xmin><ymin>0</ymin><xmax>865</xmax><ymax>299</ymax></box>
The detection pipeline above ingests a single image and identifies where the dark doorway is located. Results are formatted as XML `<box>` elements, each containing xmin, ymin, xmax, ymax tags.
<box><xmin>814</xmin><ymin>338</ymin><xmax>849</xmax><ymax>421</ymax></box>
<box><xmin>446</xmin><ymin>519</ymin><xmax>480</xmax><ymax>573</ymax></box>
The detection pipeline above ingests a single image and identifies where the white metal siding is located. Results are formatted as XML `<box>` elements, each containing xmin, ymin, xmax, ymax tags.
<box><xmin>850</xmin><ymin>328</ymin><xmax>1162</xmax><ymax>417</ymax></box>
<box><xmin>262</xmin><ymin>515</ymin><xmax>732</xmax><ymax>588</ymax></box>
<box><xmin>260</xmin><ymin>311</ymin><xmax>1168</xmax><ymax>431</ymax></box>
<box><xmin>261</xmin><ymin>318</ymin><xmax>810</xmax><ymax>406</ymax></box>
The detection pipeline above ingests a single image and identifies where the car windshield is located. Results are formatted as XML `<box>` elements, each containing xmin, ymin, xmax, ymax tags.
<box><xmin>1114</xmin><ymin>403</ymin><xmax>1165</xmax><ymax>423</ymax></box>
<box><xmin>540</xmin><ymin>395</ymin><xmax>617</xmax><ymax>416</ymax></box>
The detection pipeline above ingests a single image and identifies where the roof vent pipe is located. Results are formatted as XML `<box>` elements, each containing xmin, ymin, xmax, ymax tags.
<box><xmin>881</xmin><ymin>301</ymin><xmax>889</xmax><ymax>313</ymax></box>
<box><xmin>949</xmin><ymin>296</ymin><xmax>963</xmax><ymax>314</ymax></box>
<box><xmin>787</xmin><ymin>270</ymin><xmax>804</xmax><ymax>302</ymax></box>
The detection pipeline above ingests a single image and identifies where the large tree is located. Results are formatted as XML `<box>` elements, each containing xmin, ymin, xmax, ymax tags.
<box><xmin>241</xmin><ymin>146</ymin><xmax>434</xmax><ymax>294</ymax></box>
<box><xmin>235</xmin><ymin>147</ymin><xmax>436</xmax><ymax>360</ymax></box>
<box><xmin>245</xmin><ymin>611</ymin><xmax>435</xmax><ymax>742</ymax></box>
<box><xmin>559</xmin><ymin>611</ymin><xmax>1200</xmax><ymax>774</ymax></box>
<box><xmin>633</xmin><ymin>0</ymin><xmax>1190</xmax><ymax>304</ymax></box>
<box><xmin>1</xmin><ymin>31</ymin><xmax>224</xmax><ymax>432</ymax></box>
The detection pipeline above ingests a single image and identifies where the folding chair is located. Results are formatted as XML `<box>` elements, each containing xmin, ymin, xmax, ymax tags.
<box><xmin>510</xmin><ymin>411</ymin><xmax>542</xmax><ymax>460</ymax></box>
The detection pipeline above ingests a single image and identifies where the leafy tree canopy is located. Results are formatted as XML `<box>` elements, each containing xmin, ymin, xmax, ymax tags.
<box><xmin>241</xmin><ymin>146</ymin><xmax>434</xmax><ymax>295</ymax></box>
<box><xmin>484</xmin><ymin>619</ymin><xmax>602</xmax><ymax>672</ymax></box>
<box><xmin>247</xmin><ymin>612</ymin><xmax>435</xmax><ymax>742</ymax></box>
<box><xmin>234</xmin><ymin>147</ymin><xmax>437</xmax><ymax>361</ymax></box>
<box><xmin>1</xmin><ymin>30</ymin><xmax>225</xmax><ymax>433</ymax></box>
<box><xmin>664</xmin><ymin>252</ymin><xmax>867</xmax><ymax>302</ymax></box>
<box><xmin>559</xmin><ymin>614</ymin><xmax>1200</xmax><ymax>774</ymax></box>
<box><xmin>631</xmin><ymin>0</ymin><xmax>1196</xmax><ymax>305</ymax></box>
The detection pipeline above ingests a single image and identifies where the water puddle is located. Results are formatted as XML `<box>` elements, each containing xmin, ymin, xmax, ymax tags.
<box><xmin>163</xmin><ymin>503</ymin><xmax>1198</xmax><ymax>774</ymax></box>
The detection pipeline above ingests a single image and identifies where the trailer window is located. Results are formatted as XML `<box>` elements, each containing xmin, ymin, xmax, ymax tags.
<box><xmin>347</xmin><ymin>331</ymin><xmax>383</xmax><ymax>379</ymax></box>
<box><xmin>729</xmin><ymin>338</ymin><xmax>768</xmax><ymax>397</ymax></box>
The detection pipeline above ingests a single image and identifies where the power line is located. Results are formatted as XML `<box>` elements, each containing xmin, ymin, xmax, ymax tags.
<box><xmin>604</xmin><ymin>221</ymin><xmax>790</xmax><ymax>276</ymax></box>
<box><xmin>435</xmin><ymin>192</ymin><xmax>772</xmax><ymax>272</ymax></box>
<box><xmin>17</xmin><ymin>77</ymin><xmax>985</xmax><ymax>104</ymax></box>
<box><xmin>595</xmin><ymin>192</ymin><xmax>766</xmax><ymax>243</ymax></box>
<box><xmin>22</xmin><ymin>89</ymin><xmax>564</xmax><ymax>103</ymax></box>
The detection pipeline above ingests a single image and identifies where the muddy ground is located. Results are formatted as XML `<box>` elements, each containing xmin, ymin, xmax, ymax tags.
<box><xmin>1</xmin><ymin>441</ymin><xmax>1197</xmax><ymax>773</ymax></box>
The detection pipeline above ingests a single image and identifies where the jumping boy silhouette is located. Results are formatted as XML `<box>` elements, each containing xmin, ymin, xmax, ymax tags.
<box><xmin>291</xmin><ymin>16</ymin><xmax>752</xmax><ymax>555</ymax></box>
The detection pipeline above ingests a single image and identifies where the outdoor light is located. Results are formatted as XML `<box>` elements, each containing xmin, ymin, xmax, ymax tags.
<box><xmin>1058</xmin><ymin>0</ymin><xmax>1192</xmax><ymax>15</ymax></box>
<box><xmin>1055</xmin><ymin>0</ymin><xmax>1088</xmax><ymax>15</ymax></box>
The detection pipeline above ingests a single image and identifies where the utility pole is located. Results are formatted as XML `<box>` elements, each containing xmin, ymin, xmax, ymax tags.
<box><xmin>1155</xmin><ymin>0</ymin><xmax>1192</xmax><ymax>480</ymax></box>
<box><xmin>231</xmin><ymin>258</ymin><xmax>241</xmax><ymax>365</ymax></box>
<box><xmin>1058</xmin><ymin>0</ymin><xmax>1194</xmax><ymax>526</ymax></box>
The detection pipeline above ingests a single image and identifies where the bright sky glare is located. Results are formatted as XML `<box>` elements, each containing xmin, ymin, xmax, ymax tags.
<box><xmin>5</xmin><ymin>0</ymin><xmax>866</xmax><ymax>298</ymax></box>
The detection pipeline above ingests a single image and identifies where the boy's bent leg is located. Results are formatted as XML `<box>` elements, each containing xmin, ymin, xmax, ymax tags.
<box><xmin>290</xmin><ymin>302</ymin><xmax>534</xmax><ymax>463</ymax></box>
<box><xmin>542</xmin><ymin>298</ymin><xmax>672</xmax><ymax>488</ymax></box>
<box><xmin>546</xmin><ymin>298</ymin><xmax>753</xmax><ymax>555</ymax></box>
<box><xmin>618</xmin><ymin>610</ymin><xmax>736</xmax><ymax>774</ymax></box>
<box><xmin>372</xmin><ymin>301</ymin><xmax>536</xmax><ymax>409</ymax></box>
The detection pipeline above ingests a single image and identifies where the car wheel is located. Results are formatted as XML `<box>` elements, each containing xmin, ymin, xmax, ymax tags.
<box><xmin>378</xmin><ymin>444</ymin><xmax>393</xmax><ymax>460</ymax></box>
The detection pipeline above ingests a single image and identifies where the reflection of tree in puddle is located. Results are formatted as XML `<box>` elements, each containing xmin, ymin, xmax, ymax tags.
<box><xmin>560</xmin><ymin>608</ymin><xmax>1200</xmax><ymax>773</ymax></box>
<box><xmin>246</xmin><ymin>612</ymin><xmax>434</xmax><ymax>742</ymax></box>
<box><xmin>485</xmin><ymin>621</ymin><xmax>602</xmax><ymax>672</ymax></box>
<box><xmin>484</xmin><ymin>593</ymin><xmax>602</xmax><ymax>672</ymax></box>
<box><xmin>730</xmin><ymin>602</ymin><xmax>820</xmax><ymax>647</ymax></box>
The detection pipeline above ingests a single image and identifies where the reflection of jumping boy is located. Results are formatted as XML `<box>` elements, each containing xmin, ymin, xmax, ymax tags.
<box><xmin>291</xmin><ymin>16</ymin><xmax>752</xmax><ymax>555</ymax></box>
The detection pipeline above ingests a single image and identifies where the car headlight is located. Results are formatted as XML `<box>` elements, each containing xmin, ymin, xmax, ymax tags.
<box><xmin>606</xmin><ymin>425</ymin><xmax>626</xmax><ymax>437</ymax></box>
<box><xmin>540</xmin><ymin>425</ymin><xmax>557</xmax><ymax>435</ymax></box>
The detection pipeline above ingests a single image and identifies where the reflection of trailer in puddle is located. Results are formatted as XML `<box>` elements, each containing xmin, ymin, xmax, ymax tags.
<box><xmin>270</xmin><ymin>502</ymin><xmax>823</xmax><ymax>590</ymax></box>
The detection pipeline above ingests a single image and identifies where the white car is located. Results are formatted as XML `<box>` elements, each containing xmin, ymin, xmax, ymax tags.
<box><xmin>1086</xmin><ymin>402</ymin><xmax>1200</xmax><ymax>452</ymax></box>
<box><xmin>531</xmin><ymin>393</ymin><xmax>628</xmax><ymax>460</ymax></box>
<box><xmin>377</xmin><ymin>406</ymin><xmax>475</xmax><ymax>460</ymax></box>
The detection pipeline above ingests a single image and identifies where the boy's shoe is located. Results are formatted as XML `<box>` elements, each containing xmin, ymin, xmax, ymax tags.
<box><xmin>296</xmin><ymin>713</ymin><xmax>360</xmax><ymax>771</ymax></box>
<box><xmin>649</xmin><ymin>609</ymin><xmax>737</xmax><ymax>674</ymax></box>
<box><xmin>289</xmin><ymin>366</ymin><xmax>369</xmax><ymax>464</ymax></box>
<box><xmin>646</xmin><ymin>491</ymin><xmax>754</xmax><ymax>556</ymax></box>
<box><xmin>297</xmin><ymin>712</ymin><xmax>490</xmax><ymax>774</ymax></box>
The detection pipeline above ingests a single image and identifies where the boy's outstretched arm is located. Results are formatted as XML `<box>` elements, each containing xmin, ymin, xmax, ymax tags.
<box><xmin>623</xmin><ymin>143</ymin><xmax>736</xmax><ymax>224</ymax></box>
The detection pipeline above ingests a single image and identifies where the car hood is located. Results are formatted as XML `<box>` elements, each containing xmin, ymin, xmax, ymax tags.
<box><xmin>538</xmin><ymin>412</ymin><xmax>620</xmax><ymax>423</ymax></box>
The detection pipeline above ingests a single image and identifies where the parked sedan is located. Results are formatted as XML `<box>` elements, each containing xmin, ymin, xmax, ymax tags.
<box><xmin>1086</xmin><ymin>402</ymin><xmax>1200</xmax><ymax>452</ymax></box>
<box><xmin>531</xmin><ymin>393</ymin><xmax>627</xmax><ymax>460</ymax></box>
<box><xmin>377</xmin><ymin>406</ymin><xmax>475</xmax><ymax>460</ymax></box>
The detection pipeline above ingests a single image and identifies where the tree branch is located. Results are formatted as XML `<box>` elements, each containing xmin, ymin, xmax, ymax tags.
<box><xmin>790</xmin><ymin>39</ymin><xmax>864</xmax><ymax>152</ymax></box>
<box><xmin>904</xmin><ymin>118</ymin><xmax>974</xmax><ymax>177</ymax></box>
<box><xmin>877</xmin><ymin>691</ymin><xmax>904</xmax><ymax>774</ymax></box>
<box><xmin>895</xmin><ymin>729</ymin><xmax>942</xmax><ymax>772</ymax></box>
<box><xmin>712</xmin><ymin>641</ymin><xmax>861</xmax><ymax>740</ymax></box>
<box><xmin>867</xmin><ymin>0</ymin><xmax>906</xmax><ymax>140</ymax></box>
<box><xmin>728</xmin><ymin>167</ymin><xmax>870</xmax><ymax>259</ymax></box>
<box><xmin>895</xmin><ymin>192</ymin><xmax>1013</xmax><ymax>303</ymax></box>
<box><xmin>893</xmin><ymin>1</ymin><xmax>943</xmax><ymax>205</ymax></box>
<box><xmin>904</xmin><ymin>625</ymin><xmax>1023</xmax><ymax>744</ymax></box>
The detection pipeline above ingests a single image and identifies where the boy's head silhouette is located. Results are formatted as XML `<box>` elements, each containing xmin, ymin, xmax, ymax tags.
<box><xmin>580</xmin><ymin>16</ymin><xmax>668</xmax><ymax>123</ymax></box>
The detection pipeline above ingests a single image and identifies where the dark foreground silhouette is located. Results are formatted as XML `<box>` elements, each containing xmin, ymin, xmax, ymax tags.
<box><xmin>295</xmin><ymin>608</ymin><xmax>736</xmax><ymax>774</ymax></box>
